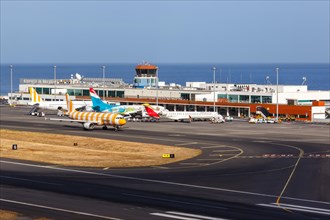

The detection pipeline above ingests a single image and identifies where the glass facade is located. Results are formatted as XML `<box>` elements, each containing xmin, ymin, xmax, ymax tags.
<box><xmin>98</xmin><ymin>90</ymin><xmax>104</xmax><ymax>98</ymax></box>
<box><xmin>67</xmin><ymin>89</ymin><xmax>74</xmax><ymax>96</ymax></box>
<box><xmin>218</xmin><ymin>107</ymin><xmax>227</xmax><ymax>115</ymax></box>
<box><xmin>36</xmin><ymin>87</ymin><xmax>42</xmax><ymax>94</ymax></box>
<box><xmin>176</xmin><ymin>105</ymin><xmax>184</xmax><ymax>111</ymax></box>
<box><xmin>218</xmin><ymin>94</ymin><xmax>227</xmax><ymax>99</ymax></box>
<box><xmin>108</xmin><ymin>91</ymin><xmax>115</xmax><ymax>97</ymax></box>
<box><xmin>167</xmin><ymin>104</ymin><xmax>175</xmax><ymax>111</ymax></box>
<box><xmin>74</xmin><ymin>89</ymin><xmax>82</xmax><ymax>96</ymax></box>
<box><xmin>83</xmin><ymin>89</ymin><xmax>89</xmax><ymax>96</ymax></box>
<box><xmin>240</xmin><ymin>108</ymin><xmax>249</xmax><ymax>117</ymax></box>
<box><xmin>229</xmin><ymin>107</ymin><xmax>238</xmax><ymax>116</ymax></box>
<box><xmin>207</xmin><ymin>106</ymin><xmax>214</xmax><ymax>112</ymax></box>
<box><xmin>181</xmin><ymin>93</ymin><xmax>190</xmax><ymax>100</ymax></box>
<box><xmin>43</xmin><ymin>88</ymin><xmax>50</xmax><ymax>94</ymax></box>
<box><xmin>197</xmin><ymin>106</ymin><xmax>205</xmax><ymax>112</ymax></box>
<box><xmin>239</xmin><ymin>95</ymin><xmax>249</xmax><ymax>103</ymax></box>
<box><xmin>251</xmin><ymin>95</ymin><xmax>261</xmax><ymax>103</ymax></box>
<box><xmin>186</xmin><ymin>105</ymin><xmax>195</xmax><ymax>111</ymax></box>
<box><xmin>28</xmin><ymin>87</ymin><xmax>122</xmax><ymax>99</ymax></box>
<box><xmin>117</xmin><ymin>91</ymin><xmax>124</xmax><ymax>98</ymax></box>
<box><xmin>228</xmin><ymin>95</ymin><xmax>238</xmax><ymax>103</ymax></box>
<box><xmin>262</xmin><ymin>96</ymin><xmax>272</xmax><ymax>103</ymax></box>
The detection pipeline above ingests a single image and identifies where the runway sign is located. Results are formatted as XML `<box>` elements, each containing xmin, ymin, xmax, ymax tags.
<box><xmin>162</xmin><ymin>154</ymin><xmax>175</xmax><ymax>158</ymax></box>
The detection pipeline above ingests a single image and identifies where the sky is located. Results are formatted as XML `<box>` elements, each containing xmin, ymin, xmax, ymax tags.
<box><xmin>0</xmin><ymin>0</ymin><xmax>329</xmax><ymax>64</ymax></box>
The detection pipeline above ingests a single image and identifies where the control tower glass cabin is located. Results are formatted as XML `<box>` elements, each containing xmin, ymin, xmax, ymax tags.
<box><xmin>133</xmin><ymin>63</ymin><xmax>158</xmax><ymax>88</ymax></box>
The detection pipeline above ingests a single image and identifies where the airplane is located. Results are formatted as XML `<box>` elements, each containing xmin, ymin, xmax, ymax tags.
<box><xmin>89</xmin><ymin>87</ymin><xmax>165</xmax><ymax>119</ymax></box>
<box><xmin>144</xmin><ymin>105</ymin><xmax>224</xmax><ymax>123</ymax></box>
<box><xmin>46</xmin><ymin>94</ymin><xmax>126</xmax><ymax>131</ymax></box>
<box><xmin>28</xmin><ymin>87</ymin><xmax>92</xmax><ymax>116</ymax></box>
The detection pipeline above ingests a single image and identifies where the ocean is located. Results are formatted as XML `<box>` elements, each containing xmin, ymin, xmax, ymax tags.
<box><xmin>0</xmin><ymin>63</ymin><xmax>329</xmax><ymax>96</ymax></box>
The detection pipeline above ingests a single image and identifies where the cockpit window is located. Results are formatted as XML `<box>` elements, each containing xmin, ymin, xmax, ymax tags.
<box><xmin>115</xmin><ymin>117</ymin><xmax>122</xmax><ymax>119</ymax></box>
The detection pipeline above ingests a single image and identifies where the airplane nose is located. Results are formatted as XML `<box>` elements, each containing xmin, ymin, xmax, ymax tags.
<box><xmin>119</xmin><ymin>118</ymin><xmax>126</xmax><ymax>126</ymax></box>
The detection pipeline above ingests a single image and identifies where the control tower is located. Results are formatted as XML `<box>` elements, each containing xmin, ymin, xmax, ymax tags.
<box><xmin>133</xmin><ymin>62</ymin><xmax>158</xmax><ymax>88</ymax></box>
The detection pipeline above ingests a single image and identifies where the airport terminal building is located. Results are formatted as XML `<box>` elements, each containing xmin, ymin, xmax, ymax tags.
<box><xmin>8</xmin><ymin>63</ymin><xmax>330</xmax><ymax>122</ymax></box>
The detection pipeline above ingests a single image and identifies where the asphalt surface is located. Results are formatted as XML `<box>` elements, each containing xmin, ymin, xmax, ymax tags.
<box><xmin>0</xmin><ymin>105</ymin><xmax>329</xmax><ymax>220</ymax></box>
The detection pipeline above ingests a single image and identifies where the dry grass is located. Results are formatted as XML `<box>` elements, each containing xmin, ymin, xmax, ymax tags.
<box><xmin>0</xmin><ymin>129</ymin><xmax>201</xmax><ymax>168</ymax></box>
<box><xmin>0</xmin><ymin>210</ymin><xmax>52</xmax><ymax>220</ymax></box>
<box><xmin>0</xmin><ymin>210</ymin><xmax>19</xmax><ymax>220</ymax></box>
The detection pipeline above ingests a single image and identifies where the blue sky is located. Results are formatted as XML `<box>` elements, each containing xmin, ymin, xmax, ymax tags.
<box><xmin>1</xmin><ymin>0</ymin><xmax>329</xmax><ymax>63</ymax></box>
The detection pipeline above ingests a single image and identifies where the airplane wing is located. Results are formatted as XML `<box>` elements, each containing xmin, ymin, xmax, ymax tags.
<box><xmin>123</xmin><ymin>110</ymin><xmax>143</xmax><ymax>118</ymax></box>
<box><xmin>45</xmin><ymin>117</ymin><xmax>98</xmax><ymax>124</ymax></box>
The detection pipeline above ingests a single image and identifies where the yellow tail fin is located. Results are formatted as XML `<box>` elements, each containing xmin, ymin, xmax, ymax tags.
<box><xmin>29</xmin><ymin>87</ymin><xmax>42</xmax><ymax>103</ymax></box>
<box><xmin>65</xmin><ymin>93</ymin><xmax>75</xmax><ymax>112</ymax></box>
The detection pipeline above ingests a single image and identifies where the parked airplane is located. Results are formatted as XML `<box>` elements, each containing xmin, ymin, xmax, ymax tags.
<box><xmin>46</xmin><ymin>94</ymin><xmax>126</xmax><ymax>131</ymax></box>
<box><xmin>28</xmin><ymin>88</ymin><xmax>92</xmax><ymax>116</ymax></box>
<box><xmin>144</xmin><ymin>105</ymin><xmax>224</xmax><ymax>122</ymax></box>
<box><xmin>89</xmin><ymin>88</ymin><xmax>164</xmax><ymax>119</ymax></box>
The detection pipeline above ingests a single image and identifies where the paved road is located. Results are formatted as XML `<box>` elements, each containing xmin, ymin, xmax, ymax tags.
<box><xmin>0</xmin><ymin>106</ymin><xmax>329</xmax><ymax>219</ymax></box>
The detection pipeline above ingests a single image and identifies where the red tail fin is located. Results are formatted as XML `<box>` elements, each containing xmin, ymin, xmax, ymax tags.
<box><xmin>144</xmin><ymin>105</ymin><xmax>160</xmax><ymax>119</ymax></box>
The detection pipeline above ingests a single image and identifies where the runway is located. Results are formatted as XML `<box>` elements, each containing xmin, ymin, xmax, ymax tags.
<box><xmin>1</xmin><ymin>106</ymin><xmax>329</xmax><ymax>219</ymax></box>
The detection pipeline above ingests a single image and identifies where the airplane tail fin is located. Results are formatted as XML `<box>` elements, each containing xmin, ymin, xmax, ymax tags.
<box><xmin>143</xmin><ymin>104</ymin><xmax>160</xmax><ymax>119</ymax></box>
<box><xmin>65</xmin><ymin>93</ymin><xmax>75</xmax><ymax>113</ymax></box>
<box><xmin>89</xmin><ymin>87</ymin><xmax>109</xmax><ymax>112</ymax></box>
<box><xmin>29</xmin><ymin>87</ymin><xmax>42</xmax><ymax>103</ymax></box>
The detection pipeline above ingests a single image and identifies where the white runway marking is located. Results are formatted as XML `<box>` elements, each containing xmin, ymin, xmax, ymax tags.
<box><xmin>175</xmin><ymin>142</ymin><xmax>198</xmax><ymax>146</ymax></box>
<box><xmin>150</xmin><ymin>213</ymin><xmax>199</xmax><ymax>220</ymax></box>
<box><xmin>258</xmin><ymin>203</ymin><xmax>330</xmax><ymax>216</ymax></box>
<box><xmin>201</xmin><ymin>145</ymin><xmax>233</xmax><ymax>149</ymax></box>
<box><xmin>167</xmin><ymin>211</ymin><xmax>228</xmax><ymax>220</ymax></box>
<box><xmin>209</xmin><ymin>154</ymin><xmax>238</xmax><ymax>156</ymax></box>
<box><xmin>150</xmin><ymin>166</ymin><xmax>170</xmax><ymax>169</ymax></box>
<box><xmin>212</xmin><ymin>150</ymin><xmax>241</xmax><ymax>152</ymax></box>
<box><xmin>180</xmin><ymin>163</ymin><xmax>209</xmax><ymax>166</ymax></box>
<box><xmin>0</xmin><ymin>198</ymin><xmax>122</xmax><ymax>220</ymax></box>
<box><xmin>197</xmin><ymin>159</ymin><xmax>222</xmax><ymax>161</ymax></box>
<box><xmin>150</xmin><ymin>211</ymin><xmax>228</xmax><ymax>220</ymax></box>
<box><xmin>252</xmin><ymin>140</ymin><xmax>272</xmax><ymax>143</ymax></box>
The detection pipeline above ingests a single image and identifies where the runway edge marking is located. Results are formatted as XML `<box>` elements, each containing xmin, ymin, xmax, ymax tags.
<box><xmin>0</xmin><ymin>198</ymin><xmax>122</xmax><ymax>220</ymax></box>
<box><xmin>258</xmin><ymin>203</ymin><xmax>330</xmax><ymax>216</ymax></box>
<box><xmin>150</xmin><ymin>211</ymin><xmax>228</xmax><ymax>220</ymax></box>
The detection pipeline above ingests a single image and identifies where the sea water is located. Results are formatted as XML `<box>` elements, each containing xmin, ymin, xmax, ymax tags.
<box><xmin>0</xmin><ymin>63</ymin><xmax>329</xmax><ymax>95</ymax></box>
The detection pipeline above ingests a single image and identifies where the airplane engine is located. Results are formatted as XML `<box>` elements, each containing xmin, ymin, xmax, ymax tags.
<box><xmin>83</xmin><ymin>123</ymin><xmax>95</xmax><ymax>130</ymax></box>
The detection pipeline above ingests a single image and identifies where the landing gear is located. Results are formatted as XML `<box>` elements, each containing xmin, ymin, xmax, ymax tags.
<box><xmin>31</xmin><ymin>111</ymin><xmax>45</xmax><ymax>117</ymax></box>
<box><xmin>37</xmin><ymin>112</ymin><xmax>45</xmax><ymax>117</ymax></box>
<box><xmin>57</xmin><ymin>110</ymin><xmax>64</xmax><ymax>117</ymax></box>
<box><xmin>102</xmin><ymin>126</ymin><xmax>108</xmax><ymax>130</ymax></box>
<box><xmin>114</xmin><ymin>126</ymin><xmax>119</xmax><ymax>132</ymax></box>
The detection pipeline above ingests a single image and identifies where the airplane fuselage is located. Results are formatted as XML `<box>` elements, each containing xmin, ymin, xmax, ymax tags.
<box><xmin>161</xmin><ymin>111</ymin><xmax>221</xmax><ymax>121</ymax></box>
<box><xmin>29</xmin><ymin>101</ymin><xmax>92</xmax><ymax>111</ymax></box>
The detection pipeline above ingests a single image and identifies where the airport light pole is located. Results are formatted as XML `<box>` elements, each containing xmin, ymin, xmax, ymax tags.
<box><xmin>156</xmin><ymin>67</ymin><xmax>159</xmax><ymax>106</ymax></box>
<box><xmin>213</xmin><ymin>66</ymin><xmax>216</xmax><ymax>113</ymax></box>
<box><xmin>10</xmin><ymin>65</ymin><xmax>13</xmax><ymax>105</ymax></box>
<box><xmin>276</xmin><ymin>67</ymin><xmax>279</xmax><ymax>122</ymax></box>
<box><xmin>102</xmin><ymin>65</ymin><xmax>105</xmax><ymax>100</ymax></box>
<box><xmin>54</xmin><ymin>65</ymin><xmax>57</xmax><ymax>101</ymax></box>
